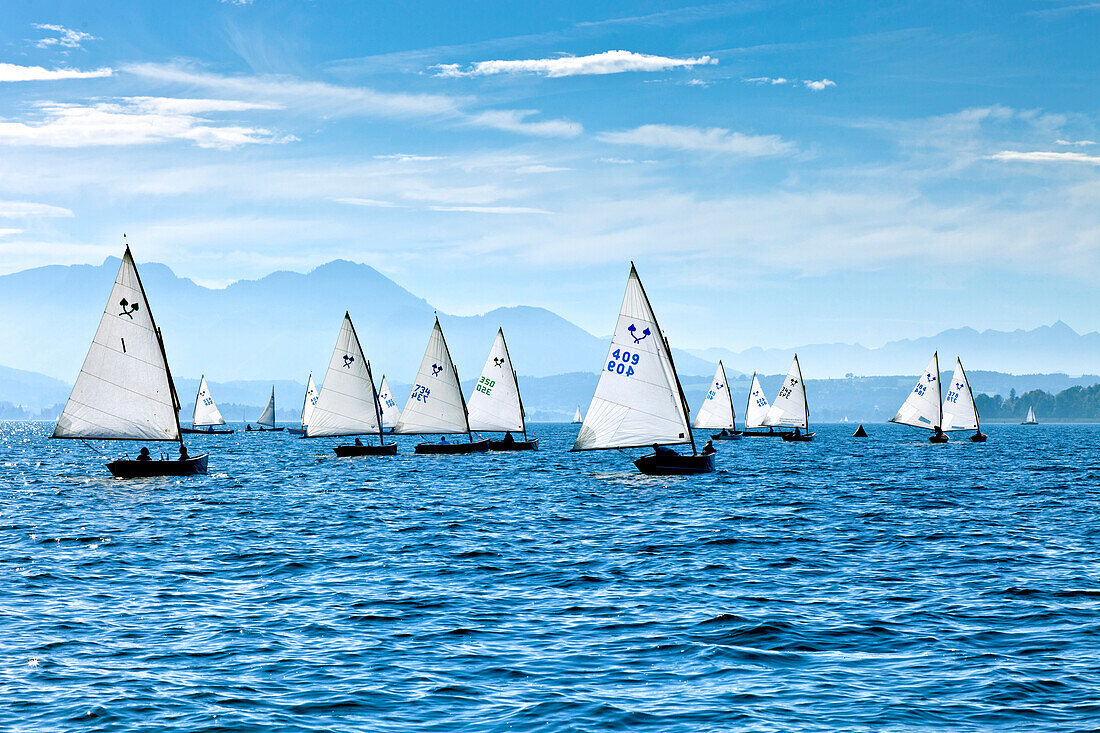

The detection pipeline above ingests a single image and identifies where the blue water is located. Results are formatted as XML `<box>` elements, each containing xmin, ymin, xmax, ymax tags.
<box><xmin>3</xmin><ymin>421</ymin><xmax>1100</xmax><ymax>731</ymax></box>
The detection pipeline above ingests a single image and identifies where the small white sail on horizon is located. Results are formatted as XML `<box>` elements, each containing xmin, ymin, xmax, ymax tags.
<box><xmin>395</xmin><ymin>318</ymin><xmax>472</xmax><ymax>436</ymax></box>
<box><xmin>300</xmin><ymin>373</ymin><xmax>318</xmax><ymax>428</ymax></box>
<box><xmin>942</xmin><ymin>358</ymin><xmax>980</xmax><ymax>432</ymax></box>
<box><xmin>573</xmin><ymin>264</ymin><xmax>693</xmax><ymax>451</ymax></box>
<box><xmin>305</xmin><ymin>313</ymin><xmax>384</xmax><ymax>438</ymax></box>
<box><xmin>892</xmin><ymin>353</ymin><xmax>942</xmax><ymax>430</ymax></box>
<box><xmin>378</xmin><ymin>375</ymin><xmax>401</xmax><ymax>429</ymax></box>
<box><xmin>192</xmin><ymin>375</ymin><xmax>226</xmax><ymax>427</ymax></box>
<box><xmin>763</xmin><ymin>355</ymin><xmax>808</xmax><ymax>429</ymax></box>
<box><xmin>1024</xmin><ymin>406</ymin><xmax>1038</xmax><ymax>424</ymax></box>
<box><xmin>743</xmin><ymin>373</ymin><xmax>771</xmax><ymax>430</ymax></box>
<box><xmin>572</xmin><ymin>407</ymin><xmax>583</xmax><ymax>423</ymax></box>
<box><xmin>53</xmin><ymin>248</ymin><xmax>180</xmax><ymax>442</ymax></box>
<box><xmin>693</xmin><ymin>360</ymin><xmax>735</xmax><ymax>430</ymax></box>
<box><xmin>256</xmin><ymin>387</ymin><xmax>276</xmax><ymax>428</ymax></box>
<box><xmin>467</xmin><ymin>328</ymin><xmax>525</xmax><ymax>434</ymax></box>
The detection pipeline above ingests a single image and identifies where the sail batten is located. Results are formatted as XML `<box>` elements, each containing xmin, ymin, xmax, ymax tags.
<box><xmin>942</xmin><ymin>358</ymin><xmax>980</xmax><ymax>431</ymax></box>
<box><xmin>892</xmin><ymin>353</ymin><xmax>942</xmax><ymax>430</ymax></box>
<box><xmin>743</xmin><ymin>373</ymin><xmax>771</xmax><ymax>430</ymax></box>
<box><xmin>395</xmin><ymin>319</ymin><xmax>471</xmax><ymax>435</ymax></box>
<box><xmin>305</xmin><ymin>313</ymin><xmax>382</xmax><ymax>438</ymax></box>
<box><xmin>763</xmin><ymin>355</ymin><xmax>808</xmax><ymax>429</ymax></box>
<box><xmin>192</xmin><ymin>375</ymin><xmax>226</xmax><ymax>427</ymax></box>
<box><xmin>467</xmin><ymin>328</ymin><xmax>524</xmax><ymax>433</ymax></box>
<box><xmin>693</xmin><ymin>361</ymin><xmax>735</xmax><ymax>430</ymax></box>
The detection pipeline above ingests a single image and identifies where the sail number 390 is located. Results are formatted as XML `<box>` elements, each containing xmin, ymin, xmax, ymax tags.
<box><xmin>608</xmin><ymin>348</ymin><xmax>640</xmax><ymax>377</ymax></box>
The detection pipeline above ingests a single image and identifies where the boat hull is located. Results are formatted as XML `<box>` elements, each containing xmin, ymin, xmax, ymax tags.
<box><xmin>108</xmin><ymin>453</ymin><xmax>209</xmax><ymax>478</ymax></box>
<box><xmin>286</xmin><ymin>427</ymin><xmax>306</xmax><ymax>436</ymax></box>
<box><xmin>711</xmin><ymin>432</ymin><xmax>741</xmax><ymax>441</ymax></box>
<box><xmin>634</xmin><ymin>452</ymin><xmax>715</xmax><ymax>475</ymax></box>
<box><xmin>181</xmin><ymin>427</ymin><xmax>234</xmax><ymax>435</ymax></box>
<box><xmin>415</xmin><ymin>438</ymin><xmax>490</xmax><ymax>455</ymax></box>
<box><xmin>334</xmin><ymin>443</ymin><xmax>398</xmax><ymax>457</ymax></box>
<box><xmin>246</xmin><ymin>426</ymin><xmax>284</xmax><ymax>432</ymax></box>
<box><xmin>970</xmin><ymin>432</ymin><xmax>988</xmax><ymax>442</ymax></box>
<box><xmin>782</xmin><ymin>432</ymin><xmax>815</xmax><ymax>442</ymax></box>
<box><xmin>929</xmin><ymin>433</ymin><xmax>949</xmax><ymax>443</ymax></box>
<box><xmin>1021</xmin><ymin>421</ymin><xmax>1038</xmax><ymax>425</ymax></box>
<box><xmin>739</xmin><ymin>429</ymin><xmax>793</xmax><ymax>438</ymax></box>
<box><xmin>488</xmin><ymin>437</ymin><xmax>539</xmax><ymax>451</ymax></box>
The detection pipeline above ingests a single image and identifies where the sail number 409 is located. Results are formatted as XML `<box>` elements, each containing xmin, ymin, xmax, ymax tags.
<box><xmin>608</xmin><ymin>348</ymin><xmax>640</xmax><ymax>377</ymax></box>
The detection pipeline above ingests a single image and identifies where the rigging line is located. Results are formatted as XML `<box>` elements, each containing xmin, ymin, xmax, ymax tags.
<box><xmin>80</xmin><ymin>439</ymin><xmax>103</xmax><ymax>455</ymax></box>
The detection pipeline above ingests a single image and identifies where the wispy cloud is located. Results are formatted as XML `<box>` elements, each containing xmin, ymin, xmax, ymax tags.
<box><xmin>0</xmin><ymin>200</ymin><xmax>73</xmax><ymax>217</ymax></box>
<box><xmin>0</xmin><ymin>228</ymin><xmax>23</xmax><ymax>237</ymax></box>
<box><xmin>746</xmin><ymin>76</ymin><xmax>789</xmax><ymax>85</ymax></box>
<box><xmin>433</xmin><ymin>50</ymin><xmax>716</xmax><ymax>78</ymax></box>
<box><xmin>988</xmin><ymin>150</ymin><xmax>1100</xmax><ymax>165</ymax></box>
<box><xmin>335</xmin><ymin>197</ymin><xmax>405</xmax><ymax>208</ymax></box>
<box><xmin>803</xmin><ymin>78</ymin><xmax>837</xmax><ymax>91</ymax></box>
<box><xmin>744</xmin><ymin>76</ymin><xmax>836</xmax><ymax>90</ymax></box>
<box><xmin>1056</xmin><ymin>138</ymin><xmax>1097</xmax><ymax>147</ymax></box>
<box><xmin>0</xmin><ymin>62</ymin><xmax>113</xmax><ymax>82</ymax></box>
<box><xmin>467</xmin><ymin>110</ymin><xmax>582</xmax><ymax>138</ymax></box>
<box><xmin>373</xmin><ymin>153</ymin><xmax>445</xmax><ymax>161</ymax></box>
<box><xmin>598</xmin><ymin>124</ymin><xmax>794</xmax><ymax>157</ymax></box>
<box><xmin>32</xmin><ymin>24</ymin><xmax>97</xmax><ymax>50</ymax></box>
<box><xmin>1027</xmin><ymin>2</ymin><xmax>1100</xmax><ymax>17</ymax></box>
<box><xmin>428</xmin><ymin>205</ymin><xmax>552</xmax><ymax>214</ymax></box>
<box><xmin>516</xmin><ymin>164</ymin><xmax>571</xmax><ymax>173</ymax></box>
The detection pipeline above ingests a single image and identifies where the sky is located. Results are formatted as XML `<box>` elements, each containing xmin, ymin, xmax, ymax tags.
<box><xmin>0</xmin><ymin>0</ymin><xmax>1097</xmax><ymax>352</ymax></box>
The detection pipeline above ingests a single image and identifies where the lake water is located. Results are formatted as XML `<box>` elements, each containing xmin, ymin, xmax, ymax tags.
<box><xmin>2</xmin><ymin>421</ymin><xmax>1099</xmax><ymax>731</ymax></box>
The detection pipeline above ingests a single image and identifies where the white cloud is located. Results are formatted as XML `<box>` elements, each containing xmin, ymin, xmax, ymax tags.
<box><xmin>335</xmin><ymin>197</ymin><xmax>404</xmax><ymax>208</ymax></box>
<box><xmin>516</xmin><ymin>164</ymin><xmax>571</xmax><ymax>173</ymax></box>
<box><xmin>428</xmin><ymin>205</ymin><xmax>552</xmax><ymax>214</ymax></box>
<box><xmin>1056</xmin><ymin>138</ymin><xmax>1097</xmax><ymax>147</ymax></box>
<box><xmin>32</xmin><ymin>24</ymin><xmax>97</xmax><ymax>50</ymax></box>
<box><xmin>598</xmin><ymin>124</ymin><xmax>794</xmax><ymax>157</ymax></box>
<box><xmin>803</xmin><ymin>78</ymin><xmax>837</xmax><ymax>91</ymax></box>
<box><xmin>0</xmin><ymin>62</ymin><xmax>113</xmax><ymax>82</ymax></box>
<box><xmin>373</xmin><ymin>153</ymin><xmax>445</xmax><ymax>161</ymax></box>
<box><xmin>0</xmin><ymin>200</ymin><xmax>73</xmax><ymax>217</ymax></box>
<box><xmin>0</xmin><ymin>228</ymin><xmax>23</xmax><ymax>237</ymax></box>
<box><xmin>468</xmin><ymin>110</ymin><xmax>582</xmax><ymax>138</ymax></box>
<box><xmin>432</xmin><ymin>50</ymin><xmax>716</xmax><ymax>78</ymax></box>
<box><xmin>988</xmin><ymin>150</ymin><xmax>1100</xmax><ymax>165</ymax></box>
<box><xmin>746</xmin><ymin>76</ymin><xmax>789</xmax><ymax>85</ymax></box>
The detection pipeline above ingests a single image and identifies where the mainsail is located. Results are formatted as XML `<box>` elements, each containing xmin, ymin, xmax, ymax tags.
<box><xmin>693</xmin><ymin>360</ymin><xmax>735</xmax><ymax>430</ymax></box>
<box><xmin>572</xmin><ymin>407</ymin><xmax>583</xmax><ymax>423</ymax></box>
<box><xmin>300</xmin><ymin>373</ymin><xmax>318</xmax><ymax>428</ymax></box>
<box><xmin>743</xmin><ymin>373</ymin><xmax>771</xmax><ymax>430</ymax></box>
<box><xmin>467</xmin><ymin>328</ymin><xmax>524</xmax><ymax>433</ymax></box>
<box><xmin>763</xmin><ymin>355</ymin><xmax>808</xmax><ymax>429</ymax></box>
<box><xmin>305</xmin><ymin>313</ymin><xmax>383</xmax><ymax>438</ymax></box>
<box><xmin>942</xmin><ymin>358</ymin><xmax>979</xmax><ymax>431</ymax></box>
<box><xmin>257</xmin><ymin>387</ymin><xmax>276</xmax><ymax>428</ymax></box>
<box><xmin>1025</xmin><ymin>406</ymin><xmax>1037</xmax><ymax>423</ymax></box>
<box><xmin>395</xmin><ymin>318</ymin><xmax>472</xmax><ymax>436</ymax></box>
<box><xmin>192</xmin><ymin>375</ymin><xmax>226</xmax><ymax>427</ymax></box>
<box><xmin>53</xmin><ymin>248</ymin><xmax>180</xmax><ymax>442</ymax></box>
<box><xmin>573</xmin><ymin>264</ymin><xmax>693</xmax><ymax>451</ymax></box>
<box><xmin>891</xmin><ymin>353</ymin><xmax>942</xmax><ymax>430</ymax></box>
<box><xmin>378</xmin><ymin>375</ymin><xmax>401</xmax><ymax>429</ymax></box>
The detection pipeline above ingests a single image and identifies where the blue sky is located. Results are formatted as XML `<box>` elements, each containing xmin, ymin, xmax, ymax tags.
<box><xmin>0</xmin><ymin>0</ymin><xmax>1097</xmax><ymax>352</ymax></box>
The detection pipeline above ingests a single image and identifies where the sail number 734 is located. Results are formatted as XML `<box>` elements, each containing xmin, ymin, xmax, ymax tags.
<box><xmin>608</xmin><ymin>348</ymin><xmax>640</xmax><ymax>377</ymax></box>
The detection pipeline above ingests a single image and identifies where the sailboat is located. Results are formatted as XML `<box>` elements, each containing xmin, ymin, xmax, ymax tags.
<box><xmin>396</xmin><ymin>317</ymin><xmax>489</xmax><ymax>454</ymax></box>
<box><xmin>52</xmin><ymin>243</ymin><xmax>208</xmax><ymax>477</ymax></box>
<box><xmin>571</xmin><ymin>263</ymin><xmax>712</xmax><ymax>475</ymax></box>
<box><xmin>764</xmin><ymin>355</ymin><xmax>814</xmax><ymax>441</ymax></box>
<box><xmin>247</xmin><ymin>387</ymin><xmax>284</xmax><ymax>432</ymax></box>
<box><xmin>694</xmin><ymin>360</ymin><xmax>739</xmax><ymax>440</ymax></box>
<box><xmin>943</xmin><ymin>358</ymin><xmax>987</xmax><ymax>442</ymax></box>
<box><xmin>572</xmin><ymin>407</ymin><xmax>583</xmax><ymax>424</ymax></box>
<box><xmin>378</xmin><ymin>375</ymin><xmax>401</xmax><ymax>433</ymax></box>
<box><xmin>1022</xmin><ymin>406</ymin><xmax>1038</xmax><ymax>425</ymax></box>
<box><xmin>891</xmin><ymin>352</ymin><xmax>948</xmax><ymax>443</ymax></box>
<box><xmin>181</xmin><ymin>375</ymin><xmax>234</xmax><ymax>434</ymax></box>
<box><xmin>305</xmin><ymin>312</ymin><xmax>395</xmax><ymax>456</ymax></box>
<box><xmin>467</xmin><ymin>328</ymin><xmax>538</xmax><ymax>451</ymax></box>
<box><xmin>287</xmin><ymin>373</ymin><xmax>318</xmax><ymax>435</ymax></box>
<box><xmin>740</xmin><ymin>372</ymin><xmax>790</xmax><ymax>437</ymax></box>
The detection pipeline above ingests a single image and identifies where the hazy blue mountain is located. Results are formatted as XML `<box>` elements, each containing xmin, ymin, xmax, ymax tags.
<box><xmin>0</xmin><ymin>364</ymin><xmax>72</xmax><ymax>410</ymax></box>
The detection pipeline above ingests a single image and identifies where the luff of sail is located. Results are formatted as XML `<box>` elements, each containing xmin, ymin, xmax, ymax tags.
<box><xmin>193</xmin><ymin>375</ymin><xmax>226</xmax><ymax>427</ymax></box>
<box><xmin>300</xmin><ymin>373</ymin><xmax>318</xmax><ymax>428</ymax></box>
<box><xmin>257</xmin><ymin>387</ymin><xmax>276</xmax><ymax>427</ymax></box>
<box><xmin>573</xmin><ymin>265</ymin><xmax>692</xmax><ymax>451</ymax></box>
<box><xmin>891</xmin><ymin>353</ymin><xmax>942</xmax><ymax>430</ymax></box>
<box><xmin>378</xmin><ymin>376</ymin><xmax>401</xmax><ymax>429</ymax></box>
<box><xmin>306</xmin><ymin>313</ymin><xmax>382</xmax><ymax>438</ymax></box>
<box><xmin>395</xmin><ymin>318</ymin><xmax>471</xmax><ymax>435</ymax></box>
<box><xmin>942</xmin><ymin>358</ymin><xmax>979</xmax><ymax>431</ymax></box>
<box><xmin>743</xmin><ymin>373</ymin><xmax>771</xmax><ymax>430</ymax></box>
<box><xmin>693</xmin><ymin>360</ymin><xmax>735</xmax><ymax>430</ymax></box>
<box><xmin>763</xmin><ymin>355</ymin><xmax>808</xmax><ymax>429</ymax></box>
<box><xmin>467</xmin><ymin>328</ymin><xmax>524</xmax><ymax>433</ymax></box>
<box><xmin>53</xmin><ymin>248</ymin><xmax>180</xmax><ymax>441</ymax></box>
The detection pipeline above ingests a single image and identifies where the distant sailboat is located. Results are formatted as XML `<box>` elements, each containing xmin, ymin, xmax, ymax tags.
<box><xmin>467</xmin><ymin>328</ymin><xmax>538</xmax><ymax>451</ymax></box>
<box><xmin>764</xmin><ymin>355</ymin><xmax>814</xmax><ymax>441</ymax></box>
<box><xmin>287</xmin><ymin>373</ymin><xmax>318</xmax><ymax>435</ymax></box>
<box><xmin>572</xmin><ymin>407</ymin><xmax>583</xmax><ymax>424</ymax></box>
<box><xmin>1022</xmin><ymin>406</ymin><xmax>1038</xmax><ymax>424</ymax></box>
<box><xmin>943</xmin><ymin>358</ymin><xmax>987</xmax><ymax>442</ymax></box>
<box><xmin>52</xmin><ymin>243</ymin><xmax>208</xmax><ymax>477</ymax></box>
<box><xmin>182</xmin><ymin>375</ymin><xmax>234</xmax><ymax>434</ymax></box>
<box><xmin>740</xmin><ymin>372</ymin><xmax>790</xmax><ymax>438</ymax></box>
<box><xmin>306</xmin><ymin>312</ymin><xmax>394</xmax><ymax>456</ymax></box>
<box><xmin>571</xmin><ymin>263</ymin><xmax>712</xmax><ymax>475</ymax></box>
<box><xmin>396</xmin><ymin>317</ymin><xmax>489</xmax><ymax>454</ymax></box>
<box><xmin>694</xmin><ymin>360</ymin><xmax>739</xmax><ymax>440</ymax></box>
<box><xmin>891</xmin><ymin>352</ymin><xmax>947</xmax><ymax>443</ymax></box>
<box><xmin>378</xmin><ymin>375</ymin><xmax>401</xmax><ymax>432</ymax></box>
<box><xmin>248</xmin><ymin>387</ymin><xmax>284</xmax><ymax>432</ymax></box>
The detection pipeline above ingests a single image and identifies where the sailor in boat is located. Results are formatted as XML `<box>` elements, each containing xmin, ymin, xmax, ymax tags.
<box><xmin>502</xmin><ymin>432</ymin><xmax>516</xmax><ymax>445</ymax></box>
<box><xmin>137</xmin><ymin>447</ymin><xmax>152</xmax><ymax>462</ymax></box>
<box><xmin>932</xmin><ymin>425</ymin><xmax>946</xmax><ymax>441</ymax></box>
<box><xmin>652</xmin><ymin>443</ymin><xmax>676</xmax><ymax>456</ymax></box>
<box><xmin>718</xmin><ymin>428</ymin><xmax>730</xmax><ymax>437</ymax></box>
<box><xmin>793</xmin><ymin>427</ymin><xmax>801</xmax><ymax>438</ymax></box>
<box><xmin>245</xmin><ymin>424</ymin><xmax>253</xmax><ymax>432</ymax></box>
<box><xmin>179</xmin><ymin>445</ymin><xmax>189</xmax><ymax>461</ymax></box>
<box><xmin>354</xmin><ymin>438</ymin><xmax>363</xmax><ymax>446</ymax></box>
<box><xmin>440</xmin><ymin>435</ymin><xmax>448</xmax><ymax>444</ymax></box>
<box><xmin>701</xmin><ymin>440</ymin><xmax>716</xmax><ymax>456</ymax></box>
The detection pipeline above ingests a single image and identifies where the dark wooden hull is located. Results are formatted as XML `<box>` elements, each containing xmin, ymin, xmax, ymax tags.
<box><xmin>711</xmin><ymin>432</ymin><xmax>741</xmax><ymax>441</ymax></box>
<box><xmin>634</xmin><ymin>452</ymin><xmax>715</xmax><ymax>475</ymax></box>
<box><xmin>782</xmin><ymin>432</ymin><xmax>815</xmax><ymax>442</ymax></box>
<box><xmin>334</xmin><ymin>443</ymin><xmax>398</xmax><ymax>457</ymax></box>
<box><xmin>108</xmin><ymin>453</ymin><xmax>209</xmax><ymax>478</ymax></box>
<box><xmin>929</xmin><ymin>433</ymin><xmax>949</xmax><ymax>443</ymax></box>
<box><xmin>246</xmin><ymin>426</ymin><xmax>284</xmax><ymax>432</ymax></box>
<box><xmin>740</xmin><ymin>429</ymin><xmax>793</xmax><ymax>438</ymax></box>
<box><xmin>970</xmin><ymin>432</ymin><xmax>988</xmax><ymax>442</ymax></box>
<box><xmin>488</xmin><ymin>437</ymin><xmax>539</xmax><ymax>451</ymax></box>
<box><xmin>415</xmin><ymin>438</ymin><xmax>490</xmax><ymax>455</ymax></box>
<box><xmin>181</xmin><ymin>427</ymin><xmax>234</xmax><ymax>435</ymax></box>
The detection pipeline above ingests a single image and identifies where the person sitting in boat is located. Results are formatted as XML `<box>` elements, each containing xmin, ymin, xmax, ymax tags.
<box><xmin>354</xmin><ymin>438</ymin><xmax>363</xmax><ymax>446</ymax></box>
<box><xmin>932</xmin><ymin>425</ymin><xmax>945</xmax><ymax>440</ymax></box>
<box><xmin>440</xmin><ymin>435</ymin><xmax>448</xmax><ymax>444</ymax></box>
<box><xmin>207</xmin><ymin>425</ymin><xmax>214</xmax><ymax>433</ymax></box>
<box><xmin>503</xmin><ymin>432</ymin><xmax>515</xmax><ymax>445</ymax></box>
<box><xmin>652</xmin><ymin>443</ymin><xmax>676</xmax><ymax>456</ymax></box>
<box><xmin>719</xmin><ymin>428</ymin><xmax>730</xmax><ymax>437</ymax></box>
<box><xmin>793</xmin><ymin>427</ymin><xmax>801</xmax><ymax>438</ymax></box>
<box><xmin>179</xmin><ymin>445</ymin><xmax>189</xmax><ymax>461</ymax></box>
<box><xmin>137</xmin><ymin>447</ymin><xmax>152</xmax><ymax>461</ymax></box>
<box><xmin>245</xmin><ymin>424</ymin><xmax>253</xmax><ymax>432</ymax></box>
<box><xmin>701</xmin><ymin>440</ymin><xmax>716</xmax><ymax>455</ymax></box>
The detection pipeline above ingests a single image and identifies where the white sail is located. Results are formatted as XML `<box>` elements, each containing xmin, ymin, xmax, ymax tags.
<box><xmin>300</xmin><ymin>373</ymin><xmax>318</xmax><ymax>428</ymax></box>
<box><xmin>192</xmin><ymin>375</ymin><xmax>226</xmax><ymax>427</ymax></box>
<box><xmin>572</xmin><ymin>407</ymin><xmax>583</xmax><ymax>423</ymax></box>
<box><xmin>763</xmin><ymin>355</ymin><xmax>808</xmax><ymax>429</ymax></box>
<box><xmin>306</xmin><ymin>313</ymin><xmax>382</xmax><ymax>438</ymax></box>
<box><xmin>942</xmin><ymin>358</ymin><xmax>979</xmax><ymax>431</ymax></box>
<box><xmin>693</xmin><ymin>361</ymin><xmax>735</xmax><ymax>430</ymax></box>
<box><xmin>378</xmin><ymin>375</ymin><xmax>401</xmax><ymax>429</ymax></box>
<box><xmin>743</xmin><ymin>373</ymin><xmax>771</xmax><ymax>430</ymax></box>
<box><xmin>573</xmin><ymin>265</ymin><xmax>691</xmax><ymax>451</ymax></box>
<box><xmin>891</xmin><ymin>353</ymin><xmax>942</xmax><ymax>430</ymax></box>
<box><xmin>395</xmin><ymin>318</ymin><xmax>471</xmax><ymax>435</ymax></box>
<box><xmin>257</xmin><ymin>387</ymin><xmax>276</xmax><ymax>427</ymax></box>
<box><xmin>54</xmin><ymin>248</ymin><xmax>180</xmax><ymax>441</ymax></box>
<box><xmin>1026</xmin><ymin>406</ymin><xmax>1037</xmax><ymax>423</ymax></box>
<box><xmin>467</xmin><ymin>328</ymin><xmax>524</xmax><ymax>433</ymax></box>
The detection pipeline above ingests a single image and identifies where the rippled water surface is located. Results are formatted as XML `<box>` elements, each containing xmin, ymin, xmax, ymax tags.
<box><xmin>3</xmin><ymin>421</ymin><xmax>1100</xmax><ymax>731</ymax></box>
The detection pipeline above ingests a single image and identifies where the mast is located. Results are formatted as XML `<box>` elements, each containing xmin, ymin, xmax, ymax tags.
<box><xmin>933</xmin><ymin>351</ymin><xmax>942</xmax><ymax>430</ymax></box>
<box><xmin>134</xmin><ymin>239</ymin><xmax>185</xmax><ymax>450</ymax></box>
<box><xmin>498</xmin><ymin>329</ymin><xmax>528</xmax><ymax>441</ymax></box>
<box><xmin>436</xmin><ymin>317</ymin><xmax>474</xmax><ymax>443</ymax></box>
<box><xmin>719</xmin><ymin>361</ymin><xmax>736</xmax><ymax>431</ymax></box>
<box><xmin>366</xmin><ymin>361</ymin><xmax>386</xmax><ymax>446</ymax></box>
<box><xmin>745</xmin><ymin>371</ymin><xmax>755</xmax><ymax>428</ymax></box>
<box><xmin>960</xmin><ymin>358</ymin><xmax>980</xmax><ymax>433</ymax></box>
<box><xmin>796</xmin><ymin>354</ymin><xmax>808</xmax><ymax>431</ymax></box>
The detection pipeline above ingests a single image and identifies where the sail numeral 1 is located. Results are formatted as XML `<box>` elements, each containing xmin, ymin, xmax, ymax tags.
<box><xmin>608</xmin><ymin>348</ymin><xmax>639</xmax><ymax>377</ymax></box>
<box><xmin>121</xmin><ymin>337</ymin><xmax>126</xmax><ymax>353</ymax></box>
